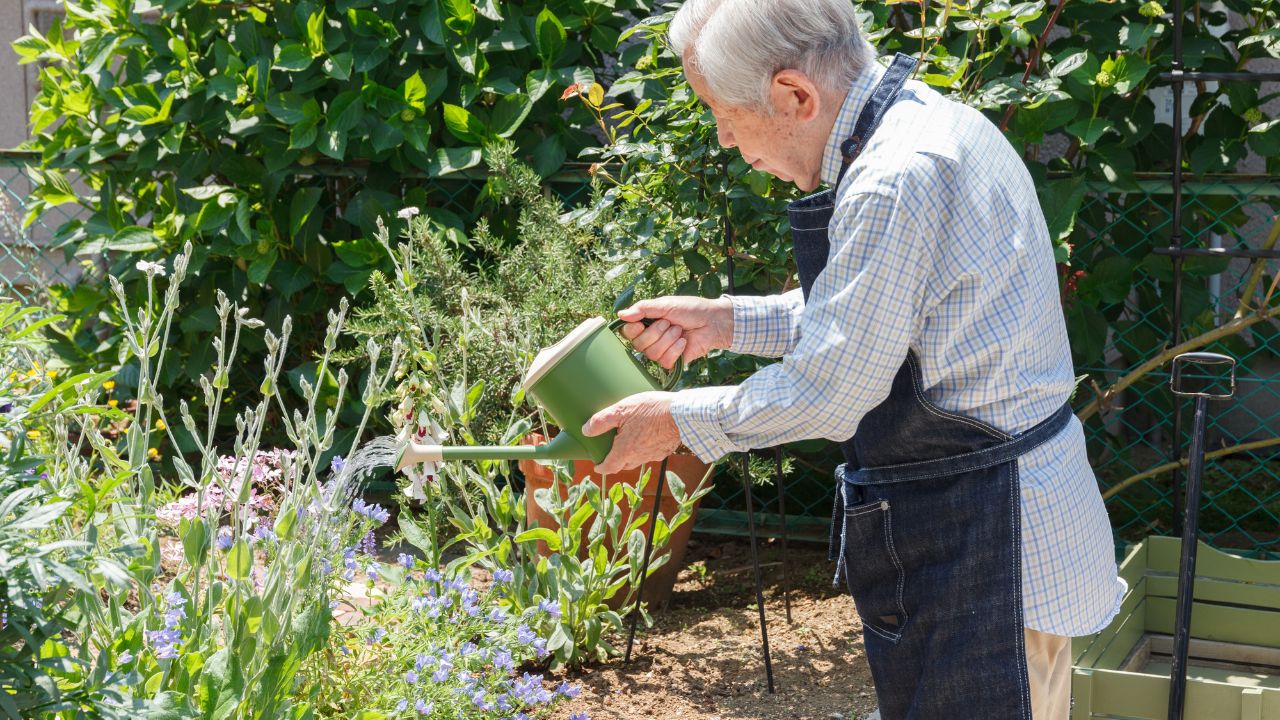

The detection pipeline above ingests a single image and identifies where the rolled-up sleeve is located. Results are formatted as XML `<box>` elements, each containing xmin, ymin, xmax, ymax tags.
<box><xmin>670</xmin><ymin>186</ymin><xmax>931</xmax><ymax>463</ymax></box>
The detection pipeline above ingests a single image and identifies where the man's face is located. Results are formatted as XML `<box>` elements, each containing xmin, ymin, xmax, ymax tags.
<box><xmin>684</xmin><ymin>62</ymin><xmax>823</xmax><ymax>191</ymax></box>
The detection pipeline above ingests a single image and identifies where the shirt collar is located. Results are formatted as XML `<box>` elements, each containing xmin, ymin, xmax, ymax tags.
<box><xmin>819</xmin><ymin>59</ymin><xmax>888</xmax><ymax>188</ymax></box>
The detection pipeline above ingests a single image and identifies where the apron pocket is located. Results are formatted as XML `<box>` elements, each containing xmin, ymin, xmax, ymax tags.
<box><xmin>842</xmin><ymin>498</ymin><xmax>908</xmax><ymax>643</ymax></box>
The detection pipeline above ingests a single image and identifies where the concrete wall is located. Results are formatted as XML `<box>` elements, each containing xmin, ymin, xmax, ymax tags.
<box><xmin>0</xmin><ymin>0</ymin><xmax>30</xmax><ymax>148</ymax></box>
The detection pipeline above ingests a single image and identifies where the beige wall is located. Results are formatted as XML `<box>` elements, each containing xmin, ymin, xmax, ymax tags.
<box><xmin>0</xmin><ymin>0</ymin><xmax>29</xmax><ymax>148</ymax></box>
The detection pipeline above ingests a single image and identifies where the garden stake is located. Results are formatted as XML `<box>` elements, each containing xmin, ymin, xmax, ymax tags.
<box><xmin>741</xmin><ymin>453</ymin><xmax>777</xmax><ymax>693</ymax></box>
<box><xmin>624</xmin><ymin>456</ymin><xmax>669</xmax><ymax>664</ymax></box>
<box><xmin>723</xmin><ymin>179</ymin><xmax>774</xmax><ymax>692</ymax></box>
<box><xmin>775</xmin><ymin>447</ymin><xmax>792</xmax><ymax>624</ymax></box>
<box><xmin>1167</xmin><ymin>351</ymin><xmax>1236</xmax><ymax>720</ymax></box>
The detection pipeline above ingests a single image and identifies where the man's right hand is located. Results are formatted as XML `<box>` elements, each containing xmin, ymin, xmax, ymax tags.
<box><xmin>616</xmin><ymin>296</ymin><xmax>734</xmax><ymax>369</ymax></box>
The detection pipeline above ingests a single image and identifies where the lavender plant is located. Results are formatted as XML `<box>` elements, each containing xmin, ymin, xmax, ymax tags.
<box><xmin>305</xmin><ymin>556</ymin><xmax>586</xmax><ymax>719</ymax></box>
<box><xmin>3</xmin><ymin>241</ymin><xmax>410</xmax><ymax>718</ymax></box>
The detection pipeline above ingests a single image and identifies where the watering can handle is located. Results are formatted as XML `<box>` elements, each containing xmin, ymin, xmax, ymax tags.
<box><xmin>608</xmin><ymin>318</ymin><xmax>685</xmax><ymax>391</ymax></box>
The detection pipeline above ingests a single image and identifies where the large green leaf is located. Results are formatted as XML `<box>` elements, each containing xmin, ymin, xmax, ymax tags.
<box><xmin>289</xmin><ymin>186</ymin><xmax>324</xmax><ymax>239</ymax></box>
<box><xmin>488</xmin><ymin>93</ymin><xmax>533</xmax><ymax>138</ymax></box>
<box><xmin>442</xmin><ymin>103</ymin><xmax>488</xmax><ymax>144</ymax></box>
<box><xmin>535</xmin><ymin>7</ymin><xmax>566</xmax><ymax>63</ymax></box>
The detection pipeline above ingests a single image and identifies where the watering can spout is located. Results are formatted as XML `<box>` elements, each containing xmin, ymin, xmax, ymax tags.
<box><xmin>395</xmin><ymin>431</ymin><xmax>589</xmax><ymax>473</ymax></box>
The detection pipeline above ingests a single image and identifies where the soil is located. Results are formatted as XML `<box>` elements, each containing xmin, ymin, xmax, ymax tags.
<box><xmin>551</xmin><ymin>536</ymin><xmax>878</xmax><ymax>720</ymax></box>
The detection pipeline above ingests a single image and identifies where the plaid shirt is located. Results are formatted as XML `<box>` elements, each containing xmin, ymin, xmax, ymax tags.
<box><xmin>670</xmin><ymin>59</ymin><xmax>1124</xmax><ymax>636</ymax></box>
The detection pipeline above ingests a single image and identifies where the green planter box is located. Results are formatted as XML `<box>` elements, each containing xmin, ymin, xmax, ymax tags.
<box><xmin>1072</xmin><ymin>536</ymin><xmax>1280</xmax><ymax>719</ymax></box>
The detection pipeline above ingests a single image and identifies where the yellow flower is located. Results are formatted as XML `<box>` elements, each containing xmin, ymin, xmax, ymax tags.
<box><xmin>26</xmin><ymin>430</ymin><xmax>40</xmax><ymax>439</ymax></box>
<box><xmin>147</xmin><ymin>447</ymin><xmax>160</xmax><ymax>461</ymax></box>
<box><xmin>46</xmin><ymin>370</ymin><xmax>57</xmax><ymax>379</ymax></box>
<box><xmin>103</xmin><ymin>380</ymin><xmax>116</xmax><ymax>391</ymax></box>
<box><xmin>108</xmin><ymin>399</ymin><xmax>119</xmax><ymax>408</ymax></box>
<box><xmin>155</xmin><ymin>419</ymin><xmax>166</xmax><ymax>431</ymax></box>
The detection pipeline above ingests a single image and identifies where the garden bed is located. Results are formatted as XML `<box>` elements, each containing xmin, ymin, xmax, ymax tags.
<box><xmin>552</xmin><ymin>536</ymin><xmax>877</xmax><ymax>720</ymax></box>
<box><xmin>1072</xmin><ymin>536</ymin><xmax>1280</xmax><ymax>720</ymax></box>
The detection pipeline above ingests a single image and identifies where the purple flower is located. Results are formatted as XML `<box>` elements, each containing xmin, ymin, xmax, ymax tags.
<box><xmin>405</xmin><ymin>670</ymin><xmax>418</xmax><ymax>684</ymax></box>
<box><xmin>425</xmin><ymin>568</ymin><xmax>442</xmax><ymax>583</ymax></box>
<box><xmin>0</xmin><ymin>402</ymin><xmax>13</xmax><ymax>414</ymax></box>
<box><xmin>533</xmin><ymin>637</ymin><xmax>548</xmax><ymax>658</ymax></box>
<box><xmin>557</xmin><ymin>680</ymin><xmax>581</xmax><ymax>698</ymax></box>
<box><xmin>366</xmin><ymin>565</ymin><xmax>379</xmax><ymax>582</ymax></box>
<box><xmin>493</xmin><ymin>568</ymin><xmax>514</xmax><ymax>583</ymax></box>
<box><xmin>570</xmin><ymin>713</ymin><xmax>590</xmax><ymax>720</ymax></box>
<box><xmin>216</xmin><ymin>527</ymin><xmax>233</xmax><ymax>551</ymax></box>
<box><xmin>516</xmin><ymin>624</ymin><xmax>536</xmax><ymax>646</ymax></box>
<box><xmin>351</xmin><ymin>498</ymin><xmax>390</xmax><ymax>524</ymax></box>
<box><xmin>414</xmin><ymin>699</ymin><xmax>432</xmax><ymax>715</ymax></box>
<box><xmin>492</xmin><ymin>649</ymin><xmax>514</xmax><ymax>672</ymax></box>
<box><xmin>330</xmin><ymin>455</ymin><xmax>345</xmax><ymax>474</ymax></box>
<box><xmin>368</xmin><ymin>627</ymin><xmax>386</xmax><ymax>644</ymax></box>
<box><xmin>253</xmin><ymin>523</ymin><xmax>277</xmax><ymax>544</ymax></box>
<box><xmin>395</xmin><ymin>699</ymin><xmax>407</xmax><ymax>712</ymax></box>
<box><xmin>398</xmin><ymin>553</ymin><xmax>414</xmax><ymax>569</ymax></box>
<box><xmin>488</xmin><ymin>607</ymin><xmax>507</xmax><ymax>623</ymax></box>
<box><xmin>431</xmin><ymin>667</ymin><xmax>449</xmax><ymax>683</ymax></box>
<box><xmin>538</xmin><ymin>598</ymin><xmax>561</xmax><ymax>620</ymax></box>
<box><xmin>117</xmin><ymin>651</ymin><xmax>133</xmax><ymax>665</ymax></box>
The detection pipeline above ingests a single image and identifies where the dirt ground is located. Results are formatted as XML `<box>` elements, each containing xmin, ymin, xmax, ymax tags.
<box><xmin>552</xmin><ymin>536</ymin><xmax>879</xmax><ymax>720</ymax></box>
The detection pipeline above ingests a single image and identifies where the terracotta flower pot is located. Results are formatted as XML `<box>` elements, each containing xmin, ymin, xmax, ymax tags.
<box><xmin>517</xmin><ymin>432</ymin><xmax>709</xmax><ymax>609</ymax></box>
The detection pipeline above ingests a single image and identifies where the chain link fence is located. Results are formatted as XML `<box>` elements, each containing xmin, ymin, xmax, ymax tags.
<box><xmin>5</xmin><ymin>147</ymin><xmax>1279</xmax><ymax>555</ymax></box>
<box><xmin>1072</xmin><ymin>175</ymin><xmax>1280</xmax><ymax>558</ymax></box>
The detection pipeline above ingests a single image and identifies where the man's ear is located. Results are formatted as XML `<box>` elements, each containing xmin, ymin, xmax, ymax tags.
<box><xmin>770</xmin><ymin>69</ymin><xmax>822</xmax><ymax>122</ymax></box>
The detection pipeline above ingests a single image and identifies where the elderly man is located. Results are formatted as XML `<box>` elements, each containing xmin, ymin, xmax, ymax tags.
<box><xmin>580</xmin><ymin>0</ymin><xmax>1124</xmax><ymax>717</ymax></box>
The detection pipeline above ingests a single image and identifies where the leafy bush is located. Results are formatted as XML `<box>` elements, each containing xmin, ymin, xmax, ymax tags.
<box><xmin>344</xmin><ymin>141</ymin><xmax>641</xmax><ymax>444</ymax></box>
<box><xmin>13</xmin><ymin>0</ymin><xmax>646</xmax><ymax>447</ymax></box>
<box><xmin>0</xmin><ymin>302</ymin><xmax>115</xmax><ymax>717</ymax></box>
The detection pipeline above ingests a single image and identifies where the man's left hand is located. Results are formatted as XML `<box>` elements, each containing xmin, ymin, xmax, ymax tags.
<box><xmin>581</xmin><ymin>391</ymin><xmax>681</xmax><ymax>475</ymax></box>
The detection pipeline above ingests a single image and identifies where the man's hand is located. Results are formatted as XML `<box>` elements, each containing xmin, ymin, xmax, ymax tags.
<box><xmin>618</xmin><ymin>296</ymin><xmax>734</xmax><ymax>369</ymax></box>
<box><xmin>581</xmin><ymin>391</ymin><xmax>680</xmax><ymax>475</ymax></box>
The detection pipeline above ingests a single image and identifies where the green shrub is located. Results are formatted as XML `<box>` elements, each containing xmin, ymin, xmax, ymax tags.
<box><xmin>14</xmin><ymin>0</ymin><xmax>645</xmax><ymax>448</ymax></box>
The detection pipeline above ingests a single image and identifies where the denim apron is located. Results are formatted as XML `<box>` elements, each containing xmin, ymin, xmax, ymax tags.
<box><xmin>788</xmin><ymin>53</ymin><xmax>1073</xmax><ymax>719</ymax></box>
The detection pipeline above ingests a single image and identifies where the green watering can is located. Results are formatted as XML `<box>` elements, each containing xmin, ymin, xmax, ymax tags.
<box><xmin>394</xmin><ymin>317</ymin><xmax>681</xmax><ymax>472</ymax></box>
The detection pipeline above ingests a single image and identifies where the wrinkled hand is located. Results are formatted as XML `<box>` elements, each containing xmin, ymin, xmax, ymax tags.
<box><xmin>581</xmin><ymin>391</ymin><xmax>680</xmax><ymax>475</ymax></box>
<box><xmin>618</xmin><ymin>296</ymin><xmax>734</xmax><ymax>370</ymax></box>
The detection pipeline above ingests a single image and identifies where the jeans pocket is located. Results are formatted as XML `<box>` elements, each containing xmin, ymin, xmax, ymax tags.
<box><xmin>842</xmin><ymin>498</ymin><xmax>908</xmax><ymax>643</ymax></box>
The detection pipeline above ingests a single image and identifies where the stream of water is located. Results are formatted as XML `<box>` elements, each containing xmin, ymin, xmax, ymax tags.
<box><xmin>328</xmin><ymin>434</ymin><xmax>400</xmax><ymax>504</ymax></box>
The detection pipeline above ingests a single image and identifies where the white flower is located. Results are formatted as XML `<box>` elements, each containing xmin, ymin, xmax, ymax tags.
<box><xmin>135</xmin><ymin>260</ymin><xmax>167</xmax><ymax>277</ymax></box>
<box><xmin>397</xmin><ymin>207</ymin><xmax>420</xmax><ymax>219</ymax></box>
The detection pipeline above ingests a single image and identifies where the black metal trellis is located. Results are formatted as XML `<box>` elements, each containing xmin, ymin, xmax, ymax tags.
<box><xmin>1154</xmin><ymin>0</ymin><xmax>1277</xmax><ymax>538</ymax></box>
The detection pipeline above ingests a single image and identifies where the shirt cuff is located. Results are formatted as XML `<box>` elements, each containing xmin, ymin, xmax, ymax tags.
<box><xmin>726</xmin><ymin>292</ymin><xmax>803</xmax><ymax>357</ymax></box>
<box><xmin>670</xmin><ymin>386</ymin><xmax>741</xmax><ymax>463</ymax></box>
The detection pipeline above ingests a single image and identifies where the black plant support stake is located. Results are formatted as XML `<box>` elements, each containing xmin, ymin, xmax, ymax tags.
<box><xmin>722</xmin><ymin>165</ymin><xmax>774</xmax><ymax>692</ymax></box>
<box><xmin>775</xmin><ymin>447</ymin><xmax>792</xmax><ymax>624</ymax></box>
<box><xmin>1166</xmin><ymin>351</ymin><xmax>1235</xmax><ymax>720</ymax></box>
<box><xmin>742</xmin><ymin>453</ymin><xmax>777</xmax><ymax>693</ymax></box>
<box><xmin>625</xmin><ymin>456</ymin><xmax>668</xmax><ymax>663</ymax></box>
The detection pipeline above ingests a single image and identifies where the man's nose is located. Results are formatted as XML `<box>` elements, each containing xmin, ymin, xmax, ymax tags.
<box><xmin>716</xmin><ymin>125</ymin><xmax>736</xmax><ymax>149</ymax></box>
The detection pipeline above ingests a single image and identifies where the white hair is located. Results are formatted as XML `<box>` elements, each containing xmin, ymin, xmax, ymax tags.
<box><xmin>669</xmin><ymin>0</ymin><xmax>876</xmax><ymax>109</ymax></box>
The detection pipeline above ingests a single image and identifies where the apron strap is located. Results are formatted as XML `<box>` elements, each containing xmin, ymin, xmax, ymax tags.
<box><xmin>835</xmin><ymin>53</ymin><xmax>918</xmax><ymax>184</ymax></box>
<box><xmin>842</xmin><ymin>402</ymin><xmax>1075</xmax><ymax>486</ymax></box>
